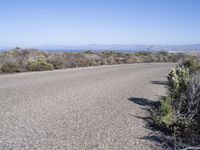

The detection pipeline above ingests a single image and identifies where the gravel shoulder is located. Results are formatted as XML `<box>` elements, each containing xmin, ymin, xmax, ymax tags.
<box><xmin>0</xmin><ymin>63</ymin><xmax>175</xmax><ymax>150</ymax></box>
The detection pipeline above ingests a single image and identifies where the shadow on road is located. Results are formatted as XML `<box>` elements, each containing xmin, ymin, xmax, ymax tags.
<box><xmin>128</xmin><ymin>97</ymin><xmax>174</xmax><ymax>149</ymax></box>
<box><xmin>150</xmin><ymin>80</ymin><xmax>168</xmax><ymax>86</ymax></box>
<box><xmin>128</xmin><ymin>97</ymin><xmax>158</xmax><ymax>107</ymax></box>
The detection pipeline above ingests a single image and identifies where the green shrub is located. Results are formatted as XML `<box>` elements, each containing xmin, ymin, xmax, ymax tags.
<box><xmin>154</xmin><ymin>96</ymin><xmax>173</xmax><ymax>128</ymax></box>
<box><xmin>168</xmin><ymin>67</ymin><xmax>190</xmax><ymax>98</ymax></box>
<box><xmin>154</xmin><ymin>67</ymin><xmax>189</xmax><ymax>129</ymax></box>
<box><xmin>135</xmin><ymin>51</ymin><xmax>152</xmax><ymax>56</ymax></box>
<box><xmin>83</xmin><ymin>50</ymin><xmax>94</xmax><ymax>54</ymax></box>
<box><xmin>158</xmin><ymin>51</ymin><xmax>168</xmax><ymax>56</ymax></box>
<box><xmin>27</xmin><ymin>60</ymin><xmax>54</xmax><ymax>71</ymax></box>
<box><xmin>181</xmin><ymin>58</ymin><xmax>200</xmax><ymax>73</ymax></box>
<box><xmin>1</xmin><ymin>61</ymin><xmax>20</xmax><ymax>73</ymax></box>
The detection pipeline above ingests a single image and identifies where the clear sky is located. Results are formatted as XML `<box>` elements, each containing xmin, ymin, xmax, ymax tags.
<box><xmin>0</xmin><ymin>0</ymin><xmax>200</xmax><ymax>47</ymax></box>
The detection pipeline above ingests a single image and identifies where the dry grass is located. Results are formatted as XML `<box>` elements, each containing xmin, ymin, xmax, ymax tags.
<box><xmin>0</xmin><ymin>48</ymin><xmax>189</xmax><ymax>73</ymax></box>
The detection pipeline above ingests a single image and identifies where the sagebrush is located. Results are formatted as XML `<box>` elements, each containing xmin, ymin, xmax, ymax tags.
<box><xmin>153</xmin><ymin>57</ymin><xmax>200</xmax><ymax>148</ymax></box>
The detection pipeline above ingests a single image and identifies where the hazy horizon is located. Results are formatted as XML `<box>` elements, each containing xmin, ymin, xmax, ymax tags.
<box><xmin>1</xmin><ymin>44</ymin><xmax>200</xmax><ymax>52</ymax></box>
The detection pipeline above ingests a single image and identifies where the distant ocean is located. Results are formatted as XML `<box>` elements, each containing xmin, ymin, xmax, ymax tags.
<box><xmin>0</xmin><ymin>49</ymin><xmax>138</xmax><ymax>53</ymax></box>
<box><xmin>1</xmin><ymin>44</ymin><xmax>200</xmax><ymax>53</ymax></box>
<box><xmin>45</xmin><ymin>49</ymin><xmax>137</xmax><ymax>53</ymax></box>
<box><xmin>0</xmin><ymin>49</ymin><xmax>84</xmax><ymax>52</ymax></box>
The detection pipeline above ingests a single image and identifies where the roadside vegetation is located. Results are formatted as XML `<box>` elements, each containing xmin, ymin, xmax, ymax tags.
<box><xmin>0</xmin><ymin>47</ymin><xmax>188</xmax><ymax>73</ymax></box>
<box><xmin>153</xmin><ymin>56</ymin><xmax>200</xmax><ymax>148</ymax></box>
<box><xmin>27</xmin><ymin>60</ymin><xmax>53</xmax><ymax>71</ymax></box>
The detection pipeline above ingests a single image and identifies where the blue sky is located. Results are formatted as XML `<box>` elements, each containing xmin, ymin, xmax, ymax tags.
<box><xmin>0</xmin><ymin>0</ymin><xmax>200</xmax><ymax>47</ymax></box>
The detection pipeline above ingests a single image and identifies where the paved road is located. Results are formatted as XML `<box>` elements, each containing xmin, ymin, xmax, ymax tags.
<box><xmin>0</xmin><ymin>63</ymin><xmax>174</xmax><ymax>150</ymax></box>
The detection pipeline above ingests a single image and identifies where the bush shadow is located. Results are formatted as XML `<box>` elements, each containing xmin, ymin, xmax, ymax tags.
<box><xmin>150</xmin><ymin>80</ymin><xmax>168</xmax><ymax>86</ymax></box>
<box><xmin>128</xmin><ymin>97</ymin><xmax>159</xmax><ymax>108</ymax></box>
<box><xmin>128</xmin><ymin>97</ymin><xmax>174</xmax><ymax>149</ymax></box>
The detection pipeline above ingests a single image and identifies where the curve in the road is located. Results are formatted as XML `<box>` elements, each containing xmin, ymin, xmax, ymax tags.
<box><xmin>0</xmin><ymin>63</ymin><xmax>175</xmax><ymax>150</ymax></box>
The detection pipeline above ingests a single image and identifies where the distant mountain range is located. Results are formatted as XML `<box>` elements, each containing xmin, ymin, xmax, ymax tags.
<box><xmin>1</xmin><ymin>44</ymin><xmax>200</xmax><ymax>52</ymax></box>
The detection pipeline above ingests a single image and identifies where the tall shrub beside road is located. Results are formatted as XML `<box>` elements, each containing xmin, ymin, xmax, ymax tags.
<box><xmin>153</xmin><ymin>57</ymin><xmax>200</xmax><ymax>148</ymax></box>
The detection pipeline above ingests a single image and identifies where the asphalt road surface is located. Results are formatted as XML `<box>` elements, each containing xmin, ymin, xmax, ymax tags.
<box><xmin>0</xmin><ymin>63</ymin><xmax>175</xmax><ymax>150</ymax></box>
